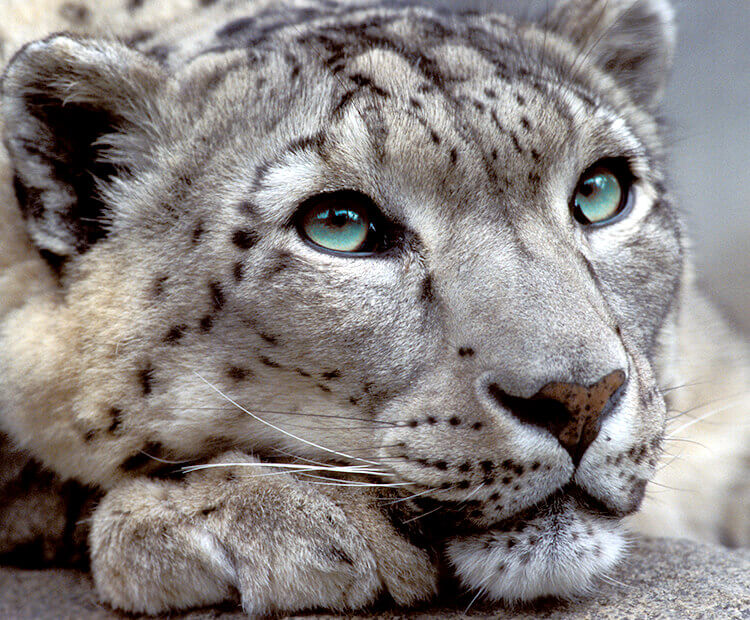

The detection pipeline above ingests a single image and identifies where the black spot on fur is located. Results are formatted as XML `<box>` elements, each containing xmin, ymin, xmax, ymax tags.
<box><xmin>199</xmin><ymin>315</ymin><xmax>213</xmax><ymax>333</ymax></box>
<box><xmin>259</xmin><ymin>356</ymin><xmax>280</xmax><ymax>368</ymax></box>
<box><xmin>145</xmin><ymin>45</ymin><xmax>170</xmax><ymax>64</ymax></box>
<box><xmin>163</xmin><ymin>325</ymin><xmax>187</xmax><ymax>344</ymax></box>
<box><xmin>521</xmin><ymin>117</ymin><xmax>532</xmax><ymax>131</ymax></box>
<box><xmin>231</xmin><ymin>229</ymin><xmax>257</xmax><ymax>250</ymax></box>
<box><xmin>192</xmin><ymin>221</ymin><xmax>204</xmax><ymax>243</ymax></box>
<box><xmin>216</xmin><ymin>17</ymin><xmax>255</xmax><ymax>38</ymax></box>
<box><xmin>515</xmin><ymin>93</ymin><xmax>526</xmax><ymax>106</ymax></box>
<box><xmin>348</xmin><ymin>73</ymin><xmax>390</xmax><ymax>99</ymax></box>
<box><xmin>59</xmin><ymin>2</ymin><xmax>89</xmax><ymax>23</ymax></box>
<box><xmin>209</xmin><ymin>281</ymin><xmax>225</xmax><ymax>310</ymax></box>
<box><xmin>409</xmin><ymin>97</ymin><xmax>422</xmax><ymax>110</ymax></box>
<box><xmin>449</xmin><ymin>416</ymin><xmax>460</xmax><ymax>426</ymax></box>
<box><xmin>108</xmin><ymin>408</ymin><xmax>124</xmax><ymax>434</ymax></box>
<box><xmin>458</xmin><ymin>347</ymin><xmax>474</xmax><ymax>357</ymax></box>
<box><xmin>430</xmin><ymin>129</ymin><xmax>441</xmax><ymax>145</ymax></box>
<box><xmin>317</xmin><ymin>384</ymin><xmax>331</xmax><ymax>393</ymax></box>
<box><xmin>226</xmin><ymin>366</ymin><xmax>249</xmax><ymax>381</ymax></box>
<box><xmin>295</xmin><ymin>368</ymin><xmax>310</xmax><ymax>378</ymax></box>
<box><xmin>139</xmin><ymin>364</ymin><xmax>154</xmax><ymax>396</ymax></box>
<box><xmin>449</xmin><ymin>148</ymin><xmax>458</xmax><ymax>164</ymax></box>
<box><xmin>152</xmin><ymin>275</ymin><xmax>168</xmax><ymax>297</ymax></box>
<box><xmin>332</xmin><ymin>89</ymin><xmax>358</xmax><ymax>116</ymax></box>
<box><xmin>127</xmin><ymin>0</ymin><xmax>144</xmax><ymax>10</ymax></box>
<box><xmin>457</xmin><ymin>480</ymin><xmax>470</xmax><ymax>490</ymax></box>
<box><xmin>233</xmin><ymin>262</ymin><xmax>244</xmax><ymax>282</ymax></box>
<box><xmin>420</xmin><ymin>274</ymin><xmax>435</xmax><ymax>304</ymax></box>
<box><xmin>322</xmin><ymin>370</ymin><xmax>341</xmax><ymax>380</ymax></box>
<box><xmin>201</xmin><ymin>506</ymin><xmax>218</xmax><ymax>516</ymax></box>
<box><xmin>530</xmin><ymin>149</ymin><xmax>541</xmax><ymax>161</ymax></box>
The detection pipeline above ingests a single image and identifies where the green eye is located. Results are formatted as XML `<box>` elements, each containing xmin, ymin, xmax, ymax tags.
<box><xmin>297</xmin><ymin>191</ymin><xmax>379</xmax><ymax>254</ymax></box>
<box><xmin>573</xmin><ymin>161</ymin><xmax>631</xmax><ymax>226</ymax></box>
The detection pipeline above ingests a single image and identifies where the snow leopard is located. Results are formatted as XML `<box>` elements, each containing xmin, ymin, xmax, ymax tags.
<box><xmin>0</xmin><ymin>0</ymin><xmax>747</xmax><ymax>615</ymax></box>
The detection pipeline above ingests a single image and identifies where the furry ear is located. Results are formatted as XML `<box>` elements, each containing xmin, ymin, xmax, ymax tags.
<box><xmin>1</xmin><ymin>35</ymin><xmax>165</xmax><ymax>269</ymax></box>
<box><xmin>547</xmin><ymin>0</ymin><xmax>675</xmax><ymax>108</ymax></box>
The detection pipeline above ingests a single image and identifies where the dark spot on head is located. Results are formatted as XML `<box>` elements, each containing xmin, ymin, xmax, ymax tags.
<box><xmin>507</xmin><ymin>538</ymin><xmax>516</xmax><ymax>549</ymax></box>
<box><xmin>435</xmin><ymin>461</ymin><xmax>448</xmax><ymax>471</ymax></box>
<box><xmin>484</xmin><ymin>88</ymin><xmax>497</xmax><ymax>98</ymax></box>
<box><xmin>449</xmin><ymin>416</ymin><xmax>460</xmax><ymax>426</ymax></box>
<box><xmin>430</xmin><ymin>129</ymin><xmax>441</xmax><ymax>145</ymax></box>
<box><xmin>192</xmin><ymin>221</ymin><xmax>204</xmax><ymax>243</ymax></box>
<box><xmin>209</xmin><ymin>281</ymin><xmax>225</xmax><ymax>310</ymax></box>
<box><xmin>59</xmin><ymin>2</ymin><xmax>90</xmax><ymax>23</ymax></box>
<box><xmin>163</xmin><ymin>324</ymin><xmax>188</xmax><ymax>344</ymax></box>
<box><xmin>531</xmin><ymin>462</ymin><xmax>540</xmax><ymax>471</ymax></box>
<box><xmin>258</xmin><ymin>331</ymin><xmax>277</xmax><ymax>346</ymax></box>
<box><xmin>449</xmin><ymin>148</ymin><xmax>458</xmax><ymax>164</ymax></box>
<box><xmin>407</xmin><ymin>419</ymin><xmax>419</xmax><ymax>428</ymax></box>
<box><xmin>530</xmin><ymin>149</ymin><xmax>541</xmax><ymax>161</ymax></box>
<box><xmin>108</xmin><ymin>408</ymin><xmax>124</xmax><ymax>434</ymax></box>
<box><xmin>139</xmin><ymin>364</ymin><xmax>154</xmax><ymax>396</ymax></box>
<box><xmin>348</xmin><ymin>396</ymin><xmax>359</xmax><ymax>405</ymax></box>
<box><xmin>216</xmin><ymin>17</ymin><xmax>255</xmax><ymax>38</ymax></box>
<box><xmin>226</xmin><ymin>366</ymin><xmax>249</xmax><ymax>381</ymax></box>
<box><xmin>409</xmin><ymin>97</ymin><xmax>422</xmax><ymax>109</ymax></box>
<box><xmin>502</xmin><ymin>476</ymin><xmax>512</xmax><ymax>485</ymax></box>
<box><xmin>472</xmin><ymin>422</ymin><xmax>483</xmax><ymax>431</ymax></box>
<box><xmin>295</xmin><ymin>368</ymin><xmax>311</xmax><ymax>378</ymax></box>
<box><xmin>480</xmin><ymin>460</ymin><xmax>494</xmax><ymax>474</ymax></box>
<box><xmin>127</xmin><ymin>0</ymin><xmax>145</xmax><ymax>11</ymax></box>
<box><xmin>457</xmin><ymin>480</ymin><xmax>470</xmax><ymax>490</ymax></box>
<box><xmin>459</xmin><ymin>462</ymin><xmax>471</xmax><ymax>473</ymax></box>
<box><xmin>233</xmin><ymin>262</ymin><xmax>244</xmax><ymax>282</ymax></box>
<box><xmin>152</xmin><ymin>275</ymin><xmax>168</xmax><ymax>297</ymax></box>
<box><xmin>231</xmin><ymin>229</ymin><xmax>258</xmax><ymax>250</ymax></box>
<box><xmin>316</xmin><ymin>383</ymin><xmax>331</xmax><ymax>393</ymax></box>
<box><xmin>420</xmin><ymin>274</ymin><xmax>435</xmax><ymax>304</ymax></box>
<box><xmin>201</xmin><ymin>506</ymin><xmax>218</xmax><ymax>516</ymax></box>
<box><xmin>322</xmin><ymin>370</ymin><xmax>341</xmax><ymax>380</ymax></box>
<box><xmin>259</xmin><ymin>356</ymin><xmax>280</xmax><ymax>368</ymax></box>
<box><xmin>520</xmin><ymin>117</ymin><xmax>531</xmax><ymax>131</ymax></box>
<box><xmin>458</xmin><ymin>347</ymin><xmax>475</xmax><ymax>357</ymax></box>
<box><xmin>199</xmin><ymin>315</ymin><xmax>213</xmax><ymax>333</ymax></box>
<box><xmin>515</xmin><ymin>93</ymin><xmax>526</xmax><ymax>106</ymax></box>
<box><xmin>146</xmin><ymin>45</ymin><xmax>170</xmax><ymax>64</ymax></box>
<box><xmin>490</xmin><ymin>492</ymin><xmax>500</xmax><ymax>502</ymax></box>
<box><xmin>426</xmin><ymin>416</ymin><xmax>437</xmax><ymax>425</ymax></box>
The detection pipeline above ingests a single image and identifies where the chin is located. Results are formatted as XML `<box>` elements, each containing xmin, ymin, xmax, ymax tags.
<box><xmin>445</xmin><ymin>494</ymin><xmax>627</xmax><ymax>603</ymax></box>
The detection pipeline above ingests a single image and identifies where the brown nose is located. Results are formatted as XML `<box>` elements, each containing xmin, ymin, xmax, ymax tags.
<box><xmin>488</xmin><ymin>370</ymin><xmax>626</xmax><ymax>465</ymax></box>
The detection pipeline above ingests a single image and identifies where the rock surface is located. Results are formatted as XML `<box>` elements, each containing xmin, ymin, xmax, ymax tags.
<box><xmin>0</xmin><ymin>537</ymin><xmax>748</xmax><ymax>619</ymax></box>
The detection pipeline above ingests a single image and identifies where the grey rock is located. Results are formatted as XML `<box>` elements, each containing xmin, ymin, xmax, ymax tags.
<box><xmin>0</xmin><ymin>537</ymin><xmax>747</xmax><ymax>619</ymax></box>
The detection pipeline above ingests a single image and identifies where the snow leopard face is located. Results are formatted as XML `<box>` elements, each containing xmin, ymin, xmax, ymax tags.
<box><xmin>1</xmin><ymin>0</ymin><xmax>681</xmax><ymax>602</ymax></box>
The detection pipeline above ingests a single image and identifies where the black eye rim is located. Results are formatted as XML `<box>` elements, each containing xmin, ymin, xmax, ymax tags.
<box><xmin>293</xmin><ymin>189</ymin><xmax>385</xmax><ymax>257</ymax></box>
<box><xmin>571</xmin><ymin>157</ymin><xmax>635</xmax><ymax>228</ymax></box>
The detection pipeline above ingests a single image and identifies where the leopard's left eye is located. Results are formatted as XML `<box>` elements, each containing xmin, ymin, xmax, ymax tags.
<box><xmin>572</xmin><ymin>159</ymin><xmax>633</xmax><ymax>226</ymax></box>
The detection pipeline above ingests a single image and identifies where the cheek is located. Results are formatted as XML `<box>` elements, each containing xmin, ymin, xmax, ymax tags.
<box><xmin>594</xmin><ymin>231</ymin><xmax>682</xmax><ymax>350</ymax></box>
<box><xmin>238</xmin><ymin>260</ymin><xmax>440</xmax><ymax>380</ymax></box>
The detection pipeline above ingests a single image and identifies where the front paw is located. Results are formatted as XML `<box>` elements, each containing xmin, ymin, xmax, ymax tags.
<box><xmin>90</xmin><ymin>454</ymin><xmax>436</xmax><ymax>615</ymax></box>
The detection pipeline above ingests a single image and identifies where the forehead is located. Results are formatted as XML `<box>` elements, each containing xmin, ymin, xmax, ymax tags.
<box><xmin>168</xmin><ymin>7</ymin><xmax>649</xmax><ymax>219</ymax></box>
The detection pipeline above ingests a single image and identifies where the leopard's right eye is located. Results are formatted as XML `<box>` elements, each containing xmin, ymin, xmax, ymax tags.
<box><xmin>295</xmin><ymin>191</ymin><xmax>382</xmax><ymax>255</ymax></box>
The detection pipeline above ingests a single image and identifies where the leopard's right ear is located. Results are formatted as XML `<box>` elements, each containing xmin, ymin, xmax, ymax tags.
<box><xmin>1</xmin><ymin>35</ymin><xmax>166</xmax><ymax>269</ymax></box>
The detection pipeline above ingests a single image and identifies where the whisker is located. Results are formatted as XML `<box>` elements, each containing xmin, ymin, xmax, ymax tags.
<box><xmin>193</xmin><ymin>371</ymin><xmax>380</xmax><ymax>465</ymax></box>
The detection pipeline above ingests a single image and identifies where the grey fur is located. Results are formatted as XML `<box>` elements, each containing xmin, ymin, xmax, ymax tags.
<box><xmin>0</xmin><ymin>0</ymin><xmax>746</xmax><ymax>615</ymax></box>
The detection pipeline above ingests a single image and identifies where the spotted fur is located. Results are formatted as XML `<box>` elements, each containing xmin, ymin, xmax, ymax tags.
<box><xmin>0</xmin><ymin>0</ymin><xmax>747</xmax><ymax>615</ymax></box>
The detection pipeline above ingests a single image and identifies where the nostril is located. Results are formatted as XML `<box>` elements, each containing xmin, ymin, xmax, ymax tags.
<box><xmin>488</xmin><ymin>370</ymin><xmax>626</xmax><ymax>465</ymax></box>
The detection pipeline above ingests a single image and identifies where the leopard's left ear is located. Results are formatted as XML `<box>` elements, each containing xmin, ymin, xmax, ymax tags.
<box><xmin>1</xmin><ymin>34</ymin><xmax>166</xmax><ymax>269</ymax></box>
<box><xmin>547</xmin><ymin>0</ymin><xmax>676</xmax><ymax>108</ymax></box>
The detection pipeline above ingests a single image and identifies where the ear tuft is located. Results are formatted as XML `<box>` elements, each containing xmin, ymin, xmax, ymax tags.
<box><xmin>1</xmin><ymin>35</ymin><xmax>165</xmax><ymax>266</ymax></box>
<box><xmin>548</xmin><ymin>0</ymin><xmax>676</xmax><ymax>108</ymax></box>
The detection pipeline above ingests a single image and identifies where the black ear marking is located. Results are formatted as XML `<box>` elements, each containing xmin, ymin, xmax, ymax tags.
<box><xmin>2</xmin><ymin>35</ymin><xmax>165</xmax><ymax>269</ymax></box>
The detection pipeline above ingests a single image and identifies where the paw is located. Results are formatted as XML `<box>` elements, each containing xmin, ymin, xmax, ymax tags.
<box><xmin>90</xmin><ymin>453</ymin><xmax>436</xmax><ymax>615</ymax></box>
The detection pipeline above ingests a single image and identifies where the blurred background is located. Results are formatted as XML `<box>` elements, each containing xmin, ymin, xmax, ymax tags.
<box><xmin>664</xmin><ymin>1</ymin><xmax>749</xmax><ymax>333</ymax></box>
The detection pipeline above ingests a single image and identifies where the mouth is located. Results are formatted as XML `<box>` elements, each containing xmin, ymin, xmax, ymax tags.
<box><xmin>443</xmin><ymin>485</ymin><xmax>628</xmax><ymax>603</ymax></box>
